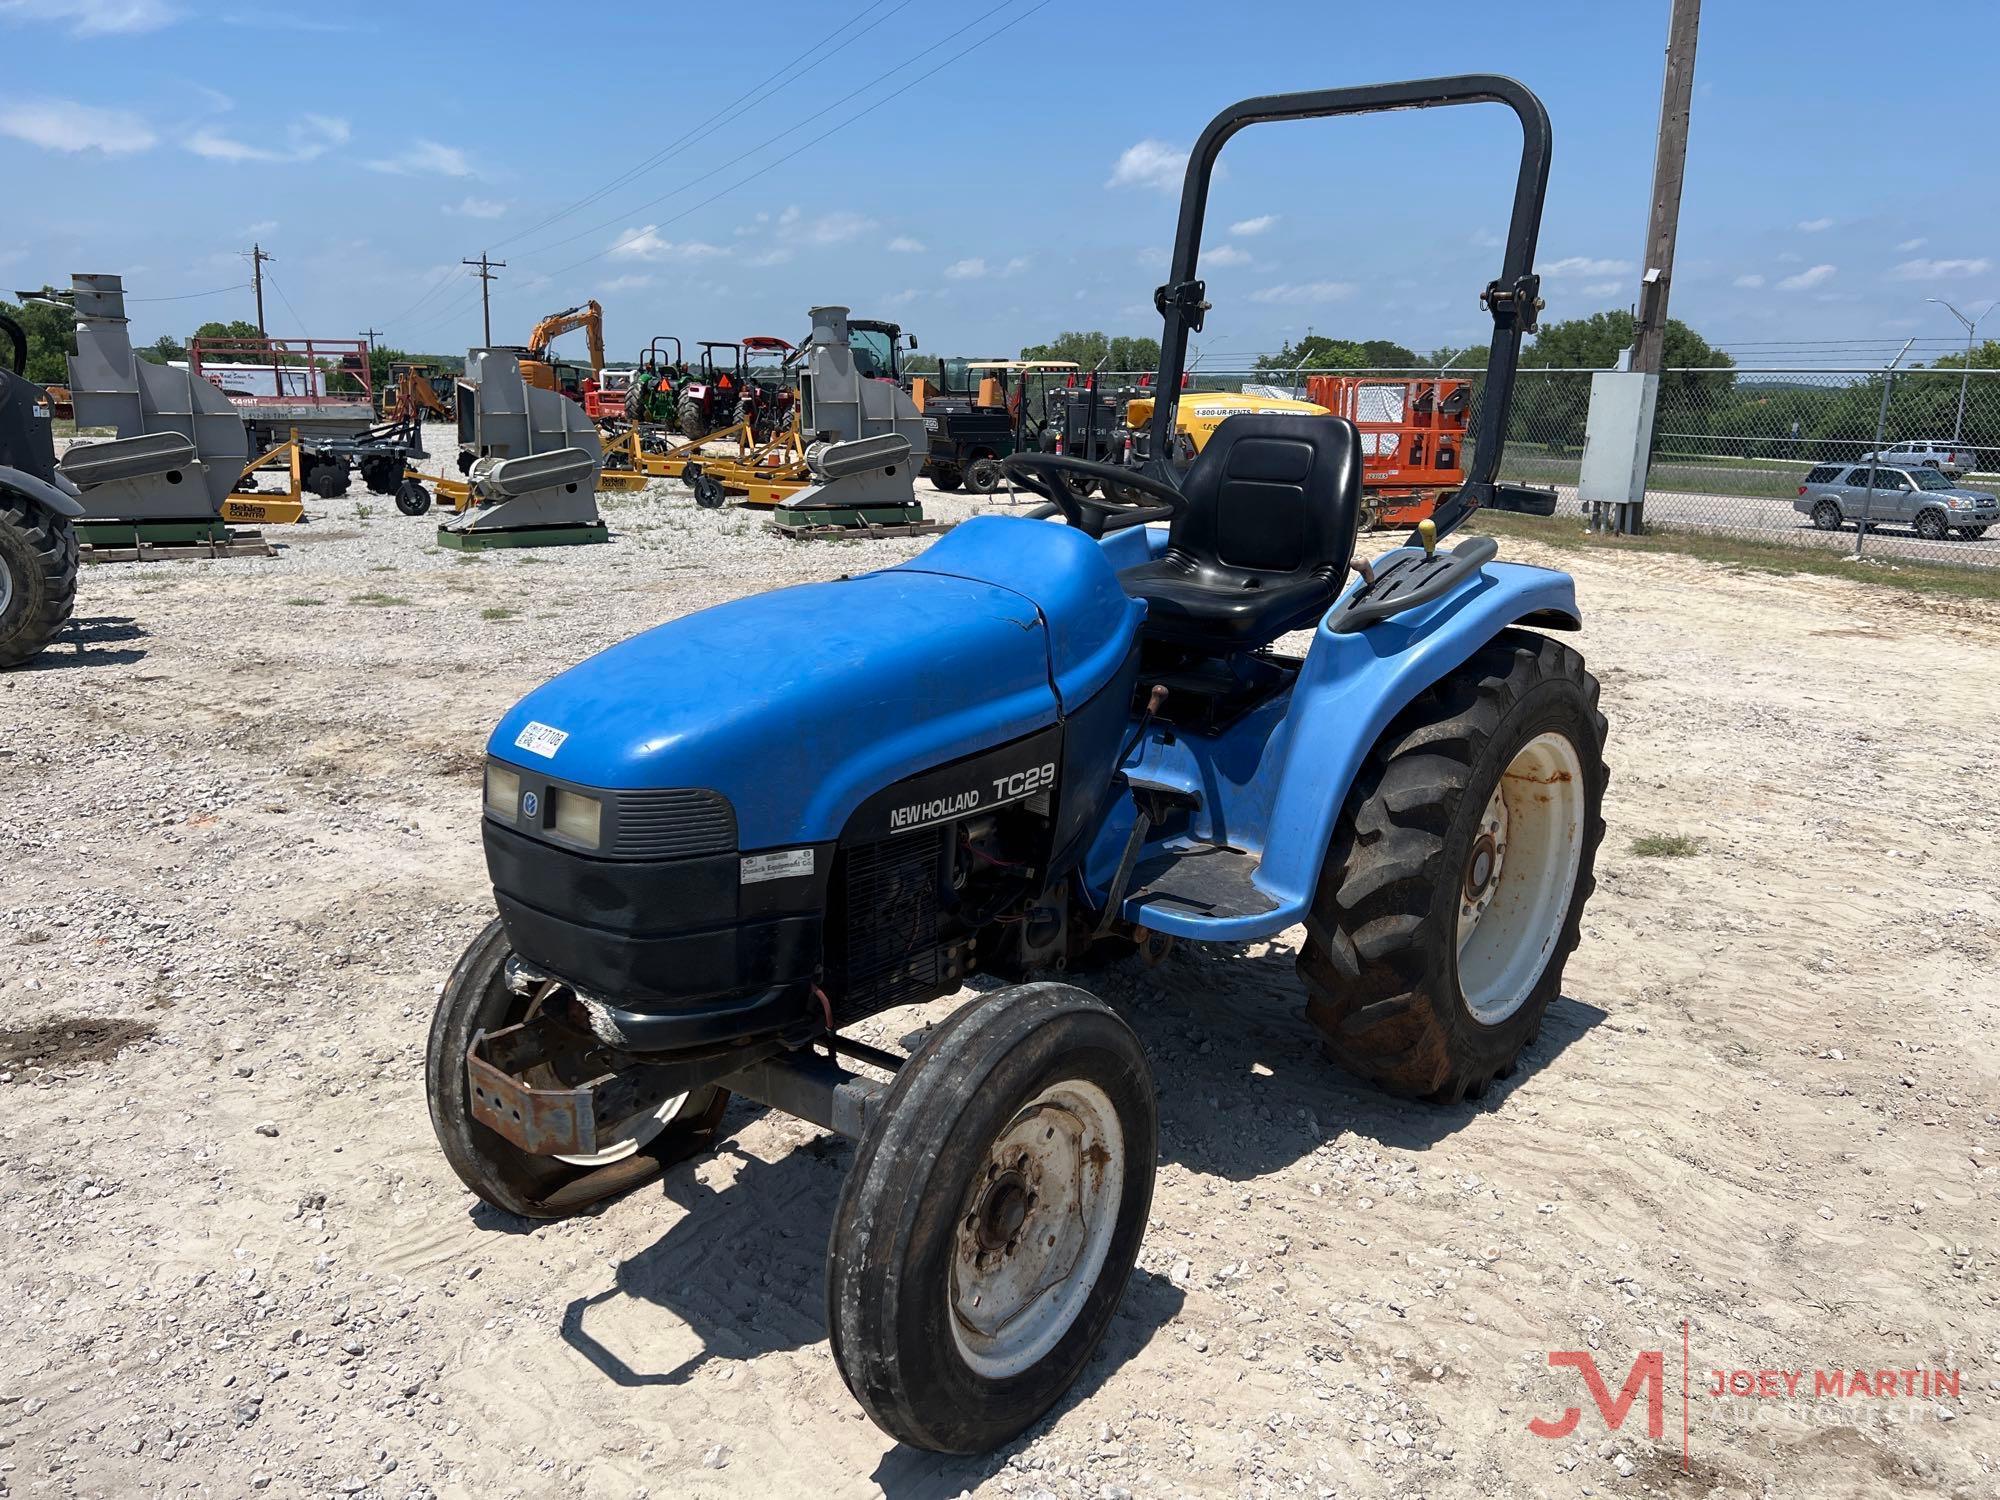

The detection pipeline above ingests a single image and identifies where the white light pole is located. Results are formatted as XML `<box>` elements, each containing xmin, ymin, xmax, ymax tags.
<box><xmin>1927</xmin><ymin>296</ymin><xmax>1995</xmax><ymax>444</ymax></box>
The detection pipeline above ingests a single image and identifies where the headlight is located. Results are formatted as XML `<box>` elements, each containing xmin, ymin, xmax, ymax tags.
<box><xmin>484</xmin><ymin>764</ymin><xmax>521</xmax><ymax>819</ymax></box>
<box><xmin>551</xmin><ymin>789</ymin><xmax>602</xmax><ymax>848</ymax></box>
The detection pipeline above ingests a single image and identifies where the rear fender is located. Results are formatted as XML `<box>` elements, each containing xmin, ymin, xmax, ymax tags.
<box><xmin>0</xmin><ymin>464</ymin><xmax>84</xmax><ymax>519</ymax></box>
<box><xmin>1113</xmin><ymin>552</ymin><xmax>1580</xmax><ymax>942</ymax></box>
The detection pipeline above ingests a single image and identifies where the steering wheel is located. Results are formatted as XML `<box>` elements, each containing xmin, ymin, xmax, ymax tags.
<box><xmin>1001</xmin><ymin>453</ymin><xmax>1186</xmax><ymax>536</ymax></box>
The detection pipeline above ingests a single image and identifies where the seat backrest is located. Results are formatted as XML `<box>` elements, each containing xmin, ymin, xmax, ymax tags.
<box><xmin>1167</xmin><ymin>413</ymin><xmax>1362</xmax><ymax>585</ymax></box>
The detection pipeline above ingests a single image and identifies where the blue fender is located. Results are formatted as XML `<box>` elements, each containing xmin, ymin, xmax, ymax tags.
<box><xmin>1100</xmin><ymin>547</ymin><xmax>1580</xmax><ymax>942</ymax></box>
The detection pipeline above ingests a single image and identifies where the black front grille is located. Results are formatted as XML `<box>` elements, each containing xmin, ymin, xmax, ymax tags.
<box><xmin>612</xmin><ymin>788</ymin><xmax>736</xmax><ymax>859</ymax></box>
<box><xmin>827</xmin><ymin>827</ymin><xmax>946</xmax><ymax>1021</ymax></box>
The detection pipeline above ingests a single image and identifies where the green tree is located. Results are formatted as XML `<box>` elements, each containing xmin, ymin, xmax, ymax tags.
<box><xmin>1254</xmin><ymin>335</ymin><xmax>1419</xmax><ymax>372</ymax></box>
<box><xmin>137</xmin><ymin>333</ymin><xmax>185</xmax><ymax>366</ymax></box>
<box><xmin>0</xmin><ymin>294</ymin><xmax>76</xmax><ymax>385</ymax></box>
<box><xmin>1512</xmin><ymin>311</ymin><xmax>1735</xmax><ymax>453</ymax></box>
<box><xmin>191</xmin><ymin>318</ymin><xmax>266</xmax><ymax>342</ymax></box>
<box><xmin>1019</xmin><ymin>331</ymin><xmax>1160</xmax><ymax>376</ymax></box>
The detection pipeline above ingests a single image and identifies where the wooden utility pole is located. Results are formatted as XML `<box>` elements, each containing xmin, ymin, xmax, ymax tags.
<box><xmin>359</xmin><ymin>326</ymin><xmax>382</xmax><ymax>357</ymax></box>
<box><xmin>1630</xmin><ymin>0</ymin><xmax>1701</xmax><ymax>374</ymax></box>
<box><xmin>463</xmin><ymin>252</ymin><xmax>505</xmax><ymax>347</ymax></box>
<box><xmin>246</xmin><ymin>243</ymin><xmax>275</xmax><ymax>336</ymax></box>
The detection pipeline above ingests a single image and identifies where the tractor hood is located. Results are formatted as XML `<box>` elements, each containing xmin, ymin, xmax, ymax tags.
<box><xmin>488</xmin><ymin>518</ymin><xmax>1142</xmax><ymax>850</ymax></box>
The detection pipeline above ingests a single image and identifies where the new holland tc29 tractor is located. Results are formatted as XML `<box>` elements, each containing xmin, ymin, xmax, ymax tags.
<box><xmin>428</xmin><ymin>76</ymin><xmax>1605</xmax><ymax>1455</ymax></box>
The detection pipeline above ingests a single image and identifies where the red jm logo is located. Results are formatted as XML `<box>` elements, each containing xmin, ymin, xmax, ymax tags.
<box><xmin>1530</xmin><ymin>1351</ymin><xmax>1667</xmax><ymax>1440</ymax></box>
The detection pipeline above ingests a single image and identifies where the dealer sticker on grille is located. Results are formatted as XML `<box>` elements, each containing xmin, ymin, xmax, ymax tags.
<box><xmin>741</xmin><ymin>848</ymin><xmax>815</xmax><ymax>884</ymax></box>
<box><xmin>513</xmin><ymin>721</ymin><xmax>569</xmax><ymax>759</ymax></box>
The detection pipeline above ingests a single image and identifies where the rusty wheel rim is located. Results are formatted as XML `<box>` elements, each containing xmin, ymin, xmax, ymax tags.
<box><xmin>948</xmin><ymin>1080</ymin><xmax>1125</xmax><ymax>1379</ymax></box>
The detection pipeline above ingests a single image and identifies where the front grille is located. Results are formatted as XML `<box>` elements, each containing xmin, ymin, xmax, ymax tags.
<box><xmin>826</xmin><ymin>826</ymin><xmax>946</xmax><ymax>1021</ymax></box>
<box><xmin>611</xmin><ymin>788</ymin><xmax>736</xmax><ymax>859</ymax></box>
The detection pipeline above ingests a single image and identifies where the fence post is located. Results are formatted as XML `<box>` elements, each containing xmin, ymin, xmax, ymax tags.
<box><xmin>1853</xmin><ymin>339</ymin><xmax>1915</xmax><ymax>561</ymax></box>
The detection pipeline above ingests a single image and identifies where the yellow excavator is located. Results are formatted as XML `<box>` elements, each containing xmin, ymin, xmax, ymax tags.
<box><xmin>516</xmin><ymin>300</ymin><xmax>606</xmax><ymax>398</ymax></box>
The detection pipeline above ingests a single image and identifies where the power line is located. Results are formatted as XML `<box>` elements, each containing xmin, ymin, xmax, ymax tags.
<box><xmin>489</xmin><ymin>0</ymin><xmax>911</xmax><ymax>253</ymax></box>
<box><xmin>125</xmin><ymin>283</ymin><xmax>252</xmax><ymax>303</ymax></box>
<box><xmin>379</xmin><ymin>262</ymin><xmax>469</xmax><ymax>331</ymax></box>
<box><xmin>535</xmin><ymin>0</ymin><xmax>1049</xmax><ymax>277</ymax></box>
<box><xmin>261</xmin><ymin>268</ymin><xmax>309</xmax><ymax>338</ymax></box>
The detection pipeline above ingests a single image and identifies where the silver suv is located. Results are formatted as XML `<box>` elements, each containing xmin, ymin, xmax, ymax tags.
<box><xmin>1795</xmin><ymin>463</ymin><xmax>1997</xmax><ymax>540</ymax></box>
<box><xmin>1860</xmin><ymin>438</ymin><xmax>1977</xmax><ymax>477</ymax></box>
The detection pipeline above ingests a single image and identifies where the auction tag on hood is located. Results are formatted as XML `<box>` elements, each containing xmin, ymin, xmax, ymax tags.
<box><xmin>513</xmin><ymin>721</ymin><xmax>569</xmax><ymax>759</ymax></box>
<box><xmin>740</xmin><ymin>848</ymin><xmax>815</xmax><ymax>884</ymax></box>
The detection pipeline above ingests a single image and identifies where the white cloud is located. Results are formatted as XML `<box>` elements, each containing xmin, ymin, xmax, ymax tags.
<box><xmin>885</xmin><ymin>289</ymin><xmax>922</xmax><ymax>307</ymax></box>
<box><xmin>1733</xmin><ymin>273</ymin><xmax>1765</xmax><ymax>289</ymax></box>
<box><xmin>609</xmin><ymin>226</ymin><xmax>726</xmax><ymax>262</ymax></box>
<box><xmin>1890</xmin><ymin>256</ymin><xmax>1992</xmax><ymax>281</ymax></box>
<box><xmin>748</xmin><ymin>247</ymin><xmax>793</xmax><ymax>268</ymax></box>
<box><xmin>365</xmin><ymin>138</ymin><xmax>472</xmax><ymax>177</ymax></box>
<box><xmin>1469</xmin><ymin>228</ymin><xmax>1503</xmax><ymax>250</ymax></box>
<box><xmin>944</xmin><ymin>257</ymin><xmax>988</xmax><ymax>280</ymax></box>
<box><xmin>1107</xmin><ymin>138</ymin><xmax>1187</xmax><ymax>192</ymax></box>
<box><xmin>1136</xmin><ymin>246</ymin><xmax>1168</xmax><ymax>269</ymax></box>
<box><xmin>804</xmin><ymin>211</ymin><xmax>874</xmax><ymax>245</ymax></box>
<box><xmin>189</xmin><ymin>113</ymin><xmax>347</xmax><ymax>164</ymax></box>
<box><xmin>1203</xmin><ymin>245</ymin><xmax>1253</xmax><ymax>268</ymax></box>
<box><xmin>1250</xmin><ymin>281</ymin><xmax>1355</xmax><ymax>305</ymax></box>
<box><xmin>0</xmin><ymin>97</ymin><xmax>155</xmax><ymax>154</ymax></box>
<box><xmin>1796</xmin><ymin>216</ymin><xmax>1834</xmax><ymax>233</ymax></box>
<box><xmin>599</xmin><ymin>273</ymin><xmax>654</xmax><ymax>292</ymax></box>
<box><xmin>1542</xmin><ymin>255</ymin><xmax>1632</xmax><ymax>279</ymax></box>
<box><xmin>0</xmin><ymin>0</ymin><xmax>176</xmax><ymax>35</ymax></box>
<box><xmin>1895</xmin><ymin>237</ymin><xmax>1927</xmax><ymax>252</ymax></box>
<box><xmin>446</xmin><ymin>196</ymin><xmax>508</xmax><ymax>220</ymax></box>
<box><xmin>1777</xmin><ymin>263</ymin><xmax>1835</xmax><ymax>291</ymax></box>
<box><xmin>1581</xmin><ymin>280</ymin><xmax>1622</xmax><ymax>297</ymax></box>
<box><xmin>887</xmin><ymin>235</ymin><xmax>925</xmax><ymax>253</ymax></box>
<box><xmin>1229</xmin><ymin>214</ymin><xmax>1277</xmax><ymax>237</ymax></box>
<box><xmin>1002</xmin><ymin>256</ymin><xmax>1030</xmax><ymax>276</ymax></box>
<box><xmin>242</xmin><ymin>219</ymin><xmax>278</xmax><ymax>234</ymax></box>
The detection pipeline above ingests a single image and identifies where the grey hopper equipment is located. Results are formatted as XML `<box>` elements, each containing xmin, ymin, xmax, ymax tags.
<box><xmin>440</xmin><ymin>349</ymin><xmax>608</xmax><ymax>550</ymax></box>
<box><xmin>777</xmin><ymin>306</ymin><xmax>930</xmax><ymax>521</ymax></box>
<box><xmin>52</xmin><ymin>273</ymin><xmax>253</xmax><ymax>542</ymax></box>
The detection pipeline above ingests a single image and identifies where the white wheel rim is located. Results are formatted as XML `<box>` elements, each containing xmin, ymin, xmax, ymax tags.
<box><xmin>948</xmin><ymin>1079</ymin><xmax>1124</xmax><ymax>1380</ymax></box>
<box><xmin>1456</xmin><ymin>730</ymin><xmax>1586</xmax><ymax>1025</ymax></box>
<box><xmin>552</xmin><ymin>1090</ymin><xmax>692</xmax><ymax>1168</ymax></box>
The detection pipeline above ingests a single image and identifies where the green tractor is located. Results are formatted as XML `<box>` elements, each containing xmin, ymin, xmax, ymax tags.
<box><xmin>623</xmin><ymin>336</ymin><xmax>690</xmax><ymax>428</ymax></box>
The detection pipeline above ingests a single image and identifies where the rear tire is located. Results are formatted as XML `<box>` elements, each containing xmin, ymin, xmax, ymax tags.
<box><xmin>965</xmin><ymin>456</ymin><xmax>1005</xmax><ymax>494</ymax></box>
<box><xmin>828</xmin><ymin>983</ymin><xmax>1156</xmax><ymax>1454</ymax></box>
<box><xmin>0</xmin><ymin>495</ymin><xmax>78</xmax><ymax>669</ymax></box>
<box><xmin>676</xmin><ymin>393</ymin><xmax>706</xmax><ymax>437</ymax></box>
<box><xmin>425</xmin><ymin>919</ymin><xmax>729</xmax><ymax>1219</ymax></box>
<box><xmin>1297</xmin><ymin>630</ymin><xmax>1608</xmax><ymax>1103</ymax></box>
<box><xmin>930</xmin><ymin>465</ymin><xmax>964</xmax><ymax>492</ymax></box>
<box><xmin>1810</xmin><ymin>499</ymin><xmax>1843</xmax><ymax>531</ymax></box>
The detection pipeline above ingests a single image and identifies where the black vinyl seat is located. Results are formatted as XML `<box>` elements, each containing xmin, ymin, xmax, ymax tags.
<box><xmin>1119</xmin><ymin>414</ymin><xmax>1363</xmax><ymax>649</ymax></box>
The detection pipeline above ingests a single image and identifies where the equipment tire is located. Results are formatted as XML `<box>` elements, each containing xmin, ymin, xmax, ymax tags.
<box><xmin>1297</xmin><ymin>630</ymin><xmax>1607</xmax><ymax>1103</ymax></box>
<box><xmin>965</xmin><ymin>456</ymin><xmax>1005</xmax><ymax>494</ymax></box>
<box><xmin>1915</xmin><ymin>507</ymin><xmax>1949</xmax><ymax>541</ymax></box>
<box><xmin>676</xmin><ymin>394</ymin><xmax>706</xmax><ymax>438</ymax></box>
<box><xmin>1810</xmin><ymin>500</ymin><xmax>1843</xmax><ymax>531</ymax></box>
<box><xmin>930</xmin><ymin>465</ymin><xmax>964</xmax><ymax>492</ymax></box>
<box><xmin>425</xmin><ymin>918</ymin><xmax>729</xmax><ymax>1220</ymax></box>
<box><xmin>827</xmin><ymin>983</ymin><xmax>1156</xmax><ymax>1455</ymax></box>
<box><xmin>395</xmin><ymin>478</ymin><xmax>432</xmax><ymax>516</ymax></box>
<box><xmin>0</xmin><ymin>494</ymin><xmax>78</xmax><ymax>669</ymax></box>
<box><xmin>362</xmin><ymin>457</ymin><xmax>401</xmax><ymax>495</ymax></box>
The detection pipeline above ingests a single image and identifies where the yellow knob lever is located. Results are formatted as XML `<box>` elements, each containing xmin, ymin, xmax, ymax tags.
<box><xmin>1417</xmin><ymin>518</ymin><xmax>1437</xmax><ymax>558</ymax></box>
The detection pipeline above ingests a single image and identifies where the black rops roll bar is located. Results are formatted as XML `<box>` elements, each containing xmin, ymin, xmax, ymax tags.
<box><xmin>1145</xmin><ymin>75</ymin><xmax>1551</xmax><ymax>543</ymax></box>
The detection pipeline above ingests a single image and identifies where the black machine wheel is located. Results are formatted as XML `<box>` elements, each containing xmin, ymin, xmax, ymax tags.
<box><xmin>305</xmin><ymin>459</ymin><xmax>351</xmax><ymax>500</ymax></box>
<box><xmin>361</xmin><ymin>456</ymin><xmax>402</xmax><ymax>495</ymax></box>
<box><xmin>685</xmin><ymin>463</ymin><xmax>727</xmax><ymax>510</ymax></box>
<box><xmin>930</xmin><ymin>465</ymin><xmax>964</xmax><ymax>492</ymax></box>
<box><xmin>827</xmin><ymin>983</ymin><xmax>1157</xmax><ymax>1455</ymax></box>
<box><xmin>1297</xmin><ymin>631</ymin><xmax>1607</xmax><ymax>1104</ymax></box>
<box><xmin>676</xmin><ymin>393</ymin><xmax>706</xmax><ymax>437</ymax></box>
<box><xmin>1914</xmin><ymin>507</ymin><xmax>1949</xmax><ymax>542</ymax></box>
<box><xmin>425</xmin><ymin>918</ymin><xmax>730</xmax><ymax>1219</ymax></box>
<box><xmin>395</xmin><ymin>478</ymin><xmax>432</xmax><ymax>516</ymax></box>
<box><xmin>1810</xmin><ymin>499</ymin><xmax>1844</xmax><ymax>531</ymax></box>
<box><xmin>0</xmin><ymin>493</ymin><xmax>79</xmax><ymax>669</ymax></box>
<box><xmin>964</xmin><ymin>456</ymin><xmax>1006</xmax><ymax>494</ymax></box>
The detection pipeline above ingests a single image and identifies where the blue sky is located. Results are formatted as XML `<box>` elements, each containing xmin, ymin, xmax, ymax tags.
<box><xmin>4</xmin><ymin>0</ymin><xmax>1994</xmax><ymax>369</ymax></box>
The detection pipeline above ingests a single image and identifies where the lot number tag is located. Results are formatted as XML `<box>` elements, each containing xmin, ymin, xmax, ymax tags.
<box><xmin>513</xmin><ymin>721</ymin><xmax>569</xmax><ymax>759</ymax></box>
<box><xmin>741</xmin><ymin>848</ymin><xmax>815</xmax><ymax>885</ymax></box>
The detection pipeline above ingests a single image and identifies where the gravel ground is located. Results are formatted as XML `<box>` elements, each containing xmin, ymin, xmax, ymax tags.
<box><xmin>2</xmin><ymin>442</ymin><xmax>1995</xmax><ymax>1499</ymax></box>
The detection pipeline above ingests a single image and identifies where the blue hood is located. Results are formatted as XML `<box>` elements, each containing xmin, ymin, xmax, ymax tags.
<box><xmin>487</xmin><ymin>518</ymin><xmax>1144</xmax><ymax>849</ymax></box>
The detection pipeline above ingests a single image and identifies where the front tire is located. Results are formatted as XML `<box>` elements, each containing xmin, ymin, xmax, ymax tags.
<box><xmin>0</xmin><ymin>496</ymin><xmax>79</xmax><ymax>669</ymax></box>
<box><xmin>827</xmin><ymin>984</ymin><xmax>1157</xmax><ymax>1454</ymax></box>
<box><xmin>1915</xmin><ymin>508</ymin><xmax>1949</xmax><ymax>541</ymax></box>
<box><xmin>425</xmin><ymin>919</ymin><xmax>729</xmax><ymax>1219</ymax></box>
<box><xmin>1297</xmin><ymin>631</ymin><xmax>1608</xmax><ymax>1103</ymax></box>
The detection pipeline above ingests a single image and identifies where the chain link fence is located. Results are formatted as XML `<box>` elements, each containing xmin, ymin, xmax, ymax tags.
<box><xmin>1087</xmin><ymin>364</ymin><xmax>2000</xmax><ymax>567</ymax></box>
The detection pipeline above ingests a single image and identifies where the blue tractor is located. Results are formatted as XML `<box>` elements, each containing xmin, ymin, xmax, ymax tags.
<box><xmin>428</xmin><ymin>75</ymin><xmax>1605</xmax><ymax>1454</ymax></box>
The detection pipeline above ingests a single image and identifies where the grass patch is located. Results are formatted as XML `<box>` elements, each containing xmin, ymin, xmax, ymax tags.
<box><xmin>282</xmin><ymin>596</ymin><xmax>324</xmax><ymax>607</ymax></box>
<box><xmin>1631</xmin><ymin>833</ymin><xmax>1703</xmax><ymax>858</ymax></box>
<box><xmin>1467</xmin><ymin>511</ymin><xmax>2000</xmax><ymax>604</ymax></box>
<box><xmin>480</xmin><ymin>606</ymin><xmax>518</xmax><ymax>622</ymax></box>
<box><xmin>350</xmin><ymin>591</ymin><xmax>413</xmax><ymax>607</ymax></box>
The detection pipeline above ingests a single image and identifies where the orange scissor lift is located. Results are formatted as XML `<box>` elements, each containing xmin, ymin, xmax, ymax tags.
<box><xmin>1304</xmin><ymin>374</ymin><xmax>1472</xmax><ymax>528</ymax></box>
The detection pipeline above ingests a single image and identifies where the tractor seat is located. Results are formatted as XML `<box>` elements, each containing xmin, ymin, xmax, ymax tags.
<box><xmin>1118</xmin><ymin>414</ymin><xmax>1362</xmax><ymax>649</ymax></box>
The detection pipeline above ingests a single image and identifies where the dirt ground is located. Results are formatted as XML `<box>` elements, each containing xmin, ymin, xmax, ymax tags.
<box><xmin>1</xmin><ymin>474</ymin><xmax>1994</xmax><ymax>1500</ymax></box>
